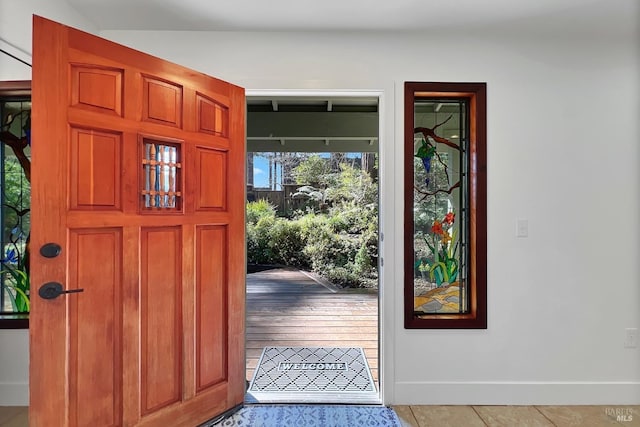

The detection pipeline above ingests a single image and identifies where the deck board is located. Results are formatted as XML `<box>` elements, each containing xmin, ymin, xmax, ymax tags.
<box><xmin>246</xmin><ymin>268</ymin><xmax>379</xmax><ymax>383</ymax></box>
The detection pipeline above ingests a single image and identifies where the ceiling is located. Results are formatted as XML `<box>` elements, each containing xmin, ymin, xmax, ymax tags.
<box><xmin>54</xmin><ymin>0</ymin><xmax>635</xmax><ymax>151</ymax></box>
<box><xmin>64</xmin><ymin>0</ymin><xmax>632</xmax><ymax>35</ymax></box>
<box><xmin>246</xmin><ymin>96</ymin><xmax>379</xmax><ymax>153</ymax></box>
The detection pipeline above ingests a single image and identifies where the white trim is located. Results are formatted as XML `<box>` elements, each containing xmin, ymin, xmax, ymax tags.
<box><xmin>376</xmin><ymin>88</ymin><xmax>394</xmax><ymax>406</ymax></box>
<box><xmin>245</xmin><ymin>88</ymin><xmax>391</xmax><ymax>405</ymax></box>
<box><xmin>247</xmin><ymin>137</ymin><xmax>378</xmax><ymax>141</ymax></box>
<box><xmin>246</xmin><ymin>89</ymin><xmax>381</xmax><ymax>99</ymax></box>
<box><xmin>394</xmin><ymin>381</ymin><xmax>640</xmax><ymax>405</ymax></box>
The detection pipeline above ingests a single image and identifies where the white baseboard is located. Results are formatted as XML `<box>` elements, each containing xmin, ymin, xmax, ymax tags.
<box><xmin>0</xmin><ymin>382</ymin><xmax>29</xmax><ymax>406</ymax></box>
<box><xmin>393</xmin><ymin>381</ymin><xmax>640</xmax><ymax>405</ymax></box>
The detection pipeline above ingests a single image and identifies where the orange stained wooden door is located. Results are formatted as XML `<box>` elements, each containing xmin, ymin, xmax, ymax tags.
<box><xmin>30</xmin><ymin>16</ymin><xmax>246</xmax><ymax>427</ymax></box>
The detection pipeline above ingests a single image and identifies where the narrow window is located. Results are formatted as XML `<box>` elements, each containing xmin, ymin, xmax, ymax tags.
<box><xmin>0</xmin><ymin>81</ymin><xmax>31</xmax><ymax>328</ymax></box>
<box><xmin>404</xmin><ymin>82</ymin><xmax>487</xmax><ymax>329</ymax></box>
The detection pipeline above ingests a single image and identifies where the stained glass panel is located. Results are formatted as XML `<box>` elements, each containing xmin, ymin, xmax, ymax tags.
<box><xmin>0</xmin><ymin>97</ymin><xmax>31</xmax><ymax>314</ymax></box>
<box><xmin>412</xmin><ymin>100</ymin><xmax>467</xmax><ymax>315</ymax></box>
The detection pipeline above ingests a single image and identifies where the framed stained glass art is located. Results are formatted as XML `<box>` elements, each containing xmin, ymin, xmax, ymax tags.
<box><xmin>404</xmin><ymin>82</ymin><xmax>487</xmax><ymax>329</ymax></box>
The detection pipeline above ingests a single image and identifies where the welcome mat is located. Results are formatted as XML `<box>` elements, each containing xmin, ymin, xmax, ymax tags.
<box><xmin>247</xmin><ymin>347</ymin><xmax>379</xmax><ymax>404</ymax></box>
<box><xmin>204</xmin><ymin>405</ymin><xmax>401</xmax><ymax>427</ymax></box>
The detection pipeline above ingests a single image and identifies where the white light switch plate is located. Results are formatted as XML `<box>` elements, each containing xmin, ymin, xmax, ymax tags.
<box><xmin>625</xmin><ymin>328</ymin><xmax>638</xmax><ymax>348</ymax></box>
<box><xmin>516</xmin><ymin>218</ymin><xmax>528</xmax><ymax>237</ymax></box>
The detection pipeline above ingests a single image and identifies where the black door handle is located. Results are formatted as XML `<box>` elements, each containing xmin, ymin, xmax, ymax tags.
<box><xmin>38</xmin><ymin>282</ymin><xmax>84</xmax><ymax>300</ymax></box>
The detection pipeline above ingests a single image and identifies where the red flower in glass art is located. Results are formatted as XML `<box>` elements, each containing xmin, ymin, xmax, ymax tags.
<box><xmin>431</xmin><ymin>220</ymin><xmax>444</xmax><ymax>235</ymax></box>
<box><xmin>443</xmin><ymin>211</ymin><xmax>455</xmax><ymax>225</ymax></box>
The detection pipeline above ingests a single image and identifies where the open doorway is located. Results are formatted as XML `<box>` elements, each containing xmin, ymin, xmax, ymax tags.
<box><xmin>244</xmin><ymin>93</ymin><xmax>381</xmax><ymax>404</ymax></box>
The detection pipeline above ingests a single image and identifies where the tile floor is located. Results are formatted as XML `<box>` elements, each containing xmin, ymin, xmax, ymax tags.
<box><xmin>0</xmin><ymin>407</ymin><xmax>27</xmax><ymax>427</ymax></box>
<box><xmin>1</xmin><ymin>405</ymin><xmax>638</xmax><ymax>426</ymax></box>
<box><xmin>394</xmin><ymin>405</ymin><xmax>640</xmax><ymax>427</ymax></box>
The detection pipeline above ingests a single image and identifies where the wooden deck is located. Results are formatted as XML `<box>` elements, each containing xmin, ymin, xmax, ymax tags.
<box><xmin>246</xmin><ymin>268</ymin><xmax>379</xmax><ymax>383</ymax></box>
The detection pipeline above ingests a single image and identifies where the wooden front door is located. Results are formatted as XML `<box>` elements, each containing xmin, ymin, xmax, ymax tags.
<box><xmin>30</xmin><ymin>16</ymin><xmax>245</xmax><ymax>426</ymax></box>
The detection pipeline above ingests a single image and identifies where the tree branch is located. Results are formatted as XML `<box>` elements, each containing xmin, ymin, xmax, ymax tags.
<box><xmin>432</xmin><ymin>114</ymin><xmax>453</xmax><ymax>131</ymax></box>
<box><xmin>2</xmin><ymin>110</ymin><xmax>29</xmax><ymax>131</ymax></box>
<box><xmin>415</xmin><ymin>115</ymin><xmax>460</xmax><ymax>151</ymax></box>
<box><xmin>415</xmin><ymin>181</ymin><xmax>461</xmax><ymax>201</ymax></box>
<box><xmin>0</xmin><ymin>131</ymin><xmax>30</xmax><ymax>183</ymax></box>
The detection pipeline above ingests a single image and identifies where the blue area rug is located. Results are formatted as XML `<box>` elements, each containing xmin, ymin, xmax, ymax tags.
<box><xmin>209</xmin><ymin>405</ymin><xmax>402</xmax><ymax>427</ymax></box>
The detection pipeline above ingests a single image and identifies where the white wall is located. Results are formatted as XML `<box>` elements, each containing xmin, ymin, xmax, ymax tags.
<box><xmin>102</xmin><ymin>7</ymin><xmax>640</xmax><ymax>405</ymax></box>
<box><xmin>0</xmin><ymin>0</ymin><xmax>97</xmax><ymax>80</ymax></box>
<box><xmin>0</xmin><ymin>329</ymin><xmax>28</xmax><ymax>405</ymax></box>
<box><xmin>0</xmin><ymin>1</ymin><xmax>97</xmax><ymax>406</ymax></box>
<box><xmin>2</xmin><ymin>0</ymin><xmax>639</xmax><ymax>407</ymax></box>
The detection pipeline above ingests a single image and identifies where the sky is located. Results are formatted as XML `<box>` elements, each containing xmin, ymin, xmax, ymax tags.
<box><xmin>252</xmin><ymin>155</ymin><xmax>270</xmax><ymax>188</ymax></box>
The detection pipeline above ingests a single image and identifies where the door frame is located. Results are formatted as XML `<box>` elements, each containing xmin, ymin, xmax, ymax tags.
<box><xmin>245</xmin><ymin>88</ymin><xmax>388</xmax><ymax>403</ymax></box>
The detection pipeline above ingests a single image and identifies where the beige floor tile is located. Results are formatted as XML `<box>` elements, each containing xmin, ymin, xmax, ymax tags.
<box><xmin>624</xmin><ymin>406</ymin><xmax>640</xmax><ymax>427</ymax></box>
<box><xmin>474</xmin><ymin>405</ymin><xmax>553</xmax><ymax>427</ymax></box>
<box><xmin>0</xmin><ymin>408</ymin><xmax>28</xmax><ymax>427</ymax></box>
<box><xmin>0</xmin><ymin>407</ymin><xmax>27</xmax><ymax>425</ymax></box>
<box><xmin>410</xmin><ymin>405</ymin><xmax>486</xmax><ymax>427</ymax></box>
<box><xmin>393</xmin><ymin>405</ymin><xmax>420</xmax><ymax>427</ymax></box>
<box><xmin>536</xmin><ymin>405</ymin><xmax>635</xmax><ymax>426</ymax></box>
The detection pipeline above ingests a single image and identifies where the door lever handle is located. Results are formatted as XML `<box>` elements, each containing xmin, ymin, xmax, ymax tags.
<box><xmin>38</xmin><ymin>282</ymin><xmax>84</xmax><ymax>300</ymax></box>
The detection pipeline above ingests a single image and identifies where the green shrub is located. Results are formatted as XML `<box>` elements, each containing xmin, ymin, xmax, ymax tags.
<box><xmin>324</xmin><ymin>163</ymin><xmax>377</xmax><ymax>206</ymax></box>
<box><xmin>292</xmin><ymin>154</ymin><xmax>331</xmax><ymax>186</ymax></box>
<box><xmin>268</xmin><ymin>219</ymin><xmax>308</xmax><ymax>267</ymax></box>
<box><xmin>298</xmin><ymin>212</ymin><xmax>330</xmax><ymax>240</ymax></box>
<box><xmin>247</xmin><ymin>215</ymin><xmax>276</xmax><ymax>264</ymax></box>
<box><xmin>246</xmin><ymin>185</ymin><xmax>379</xmax><ymax>288</ymax></box>
<box><xmin>247</xmin><ymin>214</ymin><xmax>309</xmax><ymax>267</ymax></box>
<box><xmin>303</xmin><ymin>220</ymin><xmax>362</xmax><ymax>286</ymax></box>
<box><xmin>354</xmin><ymin>221</ymin><xmax>378</xmax><ymax>277</ymax></box>
<box><xmin>247</xmin><ymin>199</ymin><xmax>276</xmax><ymax>225</ymax></box>
<box><xmin>329</xmin><ymin>200</ymin><xmax>377</xmax><ymax>234</ymax></box>
<box><xmin>323</xmin><ymin>266</ymin><xmax>360</xmax><ymax>286</ymax></box>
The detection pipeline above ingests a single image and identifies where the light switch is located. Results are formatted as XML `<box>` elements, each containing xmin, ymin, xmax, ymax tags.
<box><xmin>516</xmin><ymin>218</ymin><xmax>528</xmax><ymax>237</ymax></box>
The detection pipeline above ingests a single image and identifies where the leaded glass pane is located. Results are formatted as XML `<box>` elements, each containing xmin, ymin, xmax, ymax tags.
<box><xmin>142</xmin><ymin>141</ymin><xmax>181</xmax><ymax>210</ymax></box>
<box><xmin>412</xmin><ymin>100</ymin><xmax>468</xmax><ymax>315</ymax></box>
<box><xmin>1</xmin><ymin>98</ymin><xmax>31</xmax><ymax>313</ymax></box>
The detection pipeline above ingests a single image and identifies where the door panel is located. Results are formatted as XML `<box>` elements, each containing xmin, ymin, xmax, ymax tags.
<box><xmin>31</xmin><ymin>15</ymin><xmax>245</xmax><ymax>426</ymax></box>
<box><xmin>196</xmin><ymin>226</ymin><xmax>228</xmax><ymax>391</ymax></box>
<box><xmin>142</xmin><ymin>76</ymin><xmax>183</xmax><ymax>127</ymax></box>
<box><xmin>70</xmin><ymin>128</ymin><xmax>122</xmax><ymax>209</ymax></box>
<box><xmin>71</xmin><ymin>65</ymin><xmax>124</xmax><ymax>116</ymax></box>
<box><xmin>69</xmin><ymin>229</ymin><xmax>123</xmax><ymax>427</ymax></box>
<box><xmin>196</xmin><ymin>148</ymin><xmax>227</xmax><ymax>210</ymax></box>
<box><xmin>196</xmin><ymin>93</ymin><xmax>228</xmax><ymax>136</ymax></box>
<box><xmin>140</xmin><ymin>227</ymin><xmax>182</xmax><ymax>414</ymax></box>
